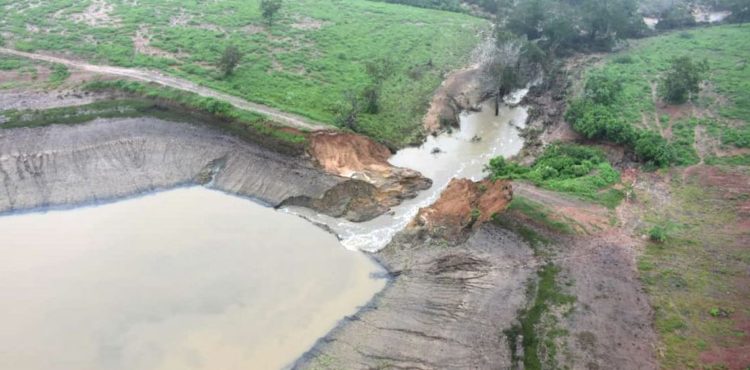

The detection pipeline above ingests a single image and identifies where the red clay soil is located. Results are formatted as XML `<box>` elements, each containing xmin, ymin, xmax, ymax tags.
<box><xmin>305</xmin><ymin>131</ymin><xmax>432</xmax><ymax>219</ymax></box>
<box><xmin>308</xmin><ymin>132</ymin><xmax>392</xmax><ymax>177</ymax></box>
<box><xmin>410</xmin><ymin>178</ymin><xmax>513</xmax><ymax>241</ymax></box>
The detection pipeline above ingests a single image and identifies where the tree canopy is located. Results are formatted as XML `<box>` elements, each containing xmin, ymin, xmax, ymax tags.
<box><xmin>659</xmin><ymin>56</ymin><xmax>709</xmax><ymax>104</ymax></box>
<box><xmin>260</xmin><ymin>0</ymin><xmax>283</xmax><ymax>26</ymax></box>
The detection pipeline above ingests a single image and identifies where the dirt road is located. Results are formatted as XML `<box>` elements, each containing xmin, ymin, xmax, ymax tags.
<box><xmin>0</xmin><ymin>47</ymin><xmax>330</xmax><ymax>131</ymax></box>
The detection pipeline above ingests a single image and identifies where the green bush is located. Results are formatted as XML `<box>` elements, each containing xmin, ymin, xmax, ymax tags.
<box><xmin>635</xmin><ymin>131</ymin><xmax>675</xmax><ymax>167</ymax></box>
<box><xmin>649</xmin><ymin>225</ymin><xmax>668</xmax><ymax>243</ymax></box>
<box><xmin>486</xmin><ymin>144</ymin><xmax>623</xmax><ymax>207</ymax></box>
<box><xmin>565</xmin><ymin>100</ymin><xmax>636</xmax><ymax>144</ymax></box>
<box><xmin>48</xmin><ymin>64</ymin><xmax>70</xmax><ymax>86</ymax></box>
<box><xmin>584</xmin><ymin>72</ymin><xmax>623</xmax><ymax>105</ymax></box>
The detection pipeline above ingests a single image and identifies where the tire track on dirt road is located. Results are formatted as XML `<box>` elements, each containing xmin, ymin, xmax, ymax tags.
<box><xmin>0</xmin><ymin>47</ymin><xmax>331</xmax><ymax>132</ymax></box>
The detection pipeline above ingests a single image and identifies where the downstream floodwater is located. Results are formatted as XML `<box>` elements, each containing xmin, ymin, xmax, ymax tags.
<box><xmin>0</xmin><ymin>187</ymin><xmax>385</xmax><ymax>370</ymax></box>
<box><xmin>287</xmin><ymin>94</ymin><xmax>528</xmax><ymax>251</ymax></box>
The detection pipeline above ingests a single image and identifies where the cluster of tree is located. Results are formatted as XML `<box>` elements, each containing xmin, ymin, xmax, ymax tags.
<box><xmin>643</xmin><ymin>0</ymin><xmax>749</xmax><ymax>29</ymax></box>
<box><xmin>481</xmin><ymin>0</ymin><xmax>647</xmax><ymax>109</ymax></box>
<box><xmin>565</xmin><ymin>71</ymin><xmax>676</xmax><ymax>167</ymax></box>
<box><xmin>498</xmin><ymin>0</ymin><xmax>648</xmax><ymax>55</ymax></box>
<box><xmin>724</xmin><ymin>0</ymin><xmax>750</xmax><ymax>24</ymax></box>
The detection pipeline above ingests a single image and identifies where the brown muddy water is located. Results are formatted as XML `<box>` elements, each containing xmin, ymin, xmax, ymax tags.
<box><xmin>0</xmin><ymin>187</ymin><xmax>385</xmax><ymax>370</ymax></box>
<box><xmin>286</xmin><ymin>95</ymin><xmax>528</xmax><ymax>251</ymax></box>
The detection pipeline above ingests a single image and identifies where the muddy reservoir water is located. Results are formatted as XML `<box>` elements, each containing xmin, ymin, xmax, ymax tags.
<box><xmin>0</xmin><ymin>187</ymin><xmax>385</xmax><ymax>370</ymax></box>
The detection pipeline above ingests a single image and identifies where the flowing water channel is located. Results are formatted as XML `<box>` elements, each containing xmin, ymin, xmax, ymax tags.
<box><xmin>0</xmin><ymin>187</ymin><xmax>385</xmax><ymax>370</ymax></box>
<box><xmin>286</xmin><ymin>93</ymin><xmax>529</xmax><ymax>252</ymax></box>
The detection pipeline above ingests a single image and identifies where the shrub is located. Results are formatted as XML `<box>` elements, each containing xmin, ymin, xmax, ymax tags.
<box><xmin>584</xmin><ymin>72</ymin><xmax>623</xmax><ymax>105</ymax></box>
<box><xmin>614</xmin><ymin>55</ymin><xmax>635</xmax><ymax>64</ymax></box>
<box><xmin>649</xmin><ymin>225</ymin><xmax>668</xmax><ymax>243</ymax></box>
<box><xmin>635</xmin><ymin>131</ymin><xmax>675</xmax><ymax>167</ymax></box>
<box><xmin>48</xmin><ymin>64</ymin><xmax>70</xmax><ymax>86</ymax></box>
<box><xmin>566</xmin><ymin>100</ymin><xmax>636</xmax><ymax>144</ymax></box>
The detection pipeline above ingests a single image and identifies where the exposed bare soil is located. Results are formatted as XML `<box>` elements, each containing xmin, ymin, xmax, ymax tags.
<box><xmin>410</xmin><ymin>178</ymin><xmax>512</xmax><ymax>241</ymax></box>
<box><xmin>289</xmin><ymin>132</ymin><xmax>432</xmax><ymax>221</ymax></box>
<box><xmin>422</xmin><ymin>65</ymin><xmax>486</xmax><ymax>133</ymax></box>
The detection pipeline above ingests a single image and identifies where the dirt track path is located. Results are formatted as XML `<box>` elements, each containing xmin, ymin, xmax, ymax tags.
<box><xmin>0</xmin><ymin>47</ymin><xmax>330</xmax><ymax>131</ymax></box>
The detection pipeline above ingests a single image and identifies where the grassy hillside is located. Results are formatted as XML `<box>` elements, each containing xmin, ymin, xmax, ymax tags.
<box><xmin>0</xmin><ymin>0</ymin><xmax>488</xmax><ymax>145</ymax></box>
<box><xmin>583</xmin><ymin>24</ymin><xmax>750</xmax><ymax>165</ymax></box>
<box><xmin>578</xmin><ymin>24</ymin><xmax>750</xmax><ymax>370</ymax></box>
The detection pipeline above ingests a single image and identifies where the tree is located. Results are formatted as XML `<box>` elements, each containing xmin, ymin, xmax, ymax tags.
<box><xmin>335</xmin><ymin>90</ymin><xmax>363</xmax><ymax>131</ymax></box>
<box><xmin>260</xmin><ymin>0</ymin><xmax>283</xmax><ymax>26</ymax></box>
<box><xmin>218</xmin><ymin>45</ymin><xmax>242</xmax><ymax>77</ymax></box>
<box><xmin>725</xmin><ymin>0</ymin><xmax>750</xmax><ymax>24</ymax></box>
<box><xmin>656</xmin><ymin>3</ymin><xmax>696</xmax><ymax>30</ymax></box>
<box><xmin>507</xmin><ymin>0</ymin><xmax>545</xmax><ymax>40</ymax></box>
<box><xmin>659</xmin><ymin>56</ymin><xmax>709</xmax><ymax>104</ymax></box>
<box><xmin>361</xmin><ymin>57</ymin><xmax>394</xmax><ymax>114</ymax></box>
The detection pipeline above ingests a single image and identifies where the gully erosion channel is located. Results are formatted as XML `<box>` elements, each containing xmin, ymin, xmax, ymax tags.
<box><xmin>0</xmin><ymin>89</ymin><xmax>528</xmax><ymax>369</ymax></box>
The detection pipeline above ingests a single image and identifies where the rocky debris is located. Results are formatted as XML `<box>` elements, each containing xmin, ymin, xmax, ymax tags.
<box><xmin>409</xmin><ymin>178</ymin><xmax>513</xmax><ymax>242</ymax></box>
<box><xmin>281</xmin><ymin>179</ymin><xmax>387</xmax><ymax>222</ymax></box>
<box><xmin>306</xmin><ymin>132</ymin><xmax>433</xmax><ymax>221</ymax></box>
<box><xmin>295</xmin><ymin>225</ymin><xmax>537</xmax><ymax>370</ymax></box>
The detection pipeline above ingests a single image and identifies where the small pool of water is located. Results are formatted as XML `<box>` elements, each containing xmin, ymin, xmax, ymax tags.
<box><xmin>0</xmin><ymin>187</ymin><xmax>385</xmax><ymax>370</ymax></box>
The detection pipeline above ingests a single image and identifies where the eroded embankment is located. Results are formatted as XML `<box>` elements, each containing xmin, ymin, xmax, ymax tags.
<box><xmin>0</xmin><ymin>117</ymin><xmax>423</xmax><ymax>218</ymax></box>
<box><xmin>281</xmin><ymin>132</ymin><xmax>432</xmax><ymax>222</ymax></box>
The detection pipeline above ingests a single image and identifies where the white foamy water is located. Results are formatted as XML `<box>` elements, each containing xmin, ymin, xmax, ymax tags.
<box><xmin>286</xmin><ymin>95</ymin><xmax>528</xmax><ymax>252</ymax></box>
<box><xmin>0</xmin><ymin>187</ymin><xmax>385</xmax><ymax>370</ymax></box>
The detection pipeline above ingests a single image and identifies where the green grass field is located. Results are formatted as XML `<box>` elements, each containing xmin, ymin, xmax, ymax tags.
<box><xmin>584</xmin><ymin>24</ymin><xmax>750</xmax><ymax>162</ymax></box>
<box><xmin>590</xmin><ymin>24</ymin><xmax>750</xmax><ymax>370</ymax></box>
<box><xmin>0</xmin><ymin>0</ymin><xmax>488</xmax><ymax>146</ymax></box>
<box><xmin>637</xmin><ymin>171</ymin><xmax>750</xmax><ymax>369</ymax></box>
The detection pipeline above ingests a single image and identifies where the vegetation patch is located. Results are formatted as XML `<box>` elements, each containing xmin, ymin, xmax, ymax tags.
<box><xmin>570</xmin><ymin>25</ymin><xmax>750</xmax><ymax>167</ymax></box>
<box><xmin>0</xmin><ymin>0</ymin><xmax>488</xmax><ymax>147</ymax></box>
<box><xmin>1</xmin><ymin>99</ymin><xmax>164</xmax><ymax>128</ymax></box>
<box><xmin>705</xmin><ymin>154</ymin><xmax>750</xmax><ymax>166</ymax></box>
<box><xmin>0</xmin><ymin>56</ymin><xmax>24</xmax><ymax>71</ymax></box>
<box><xmin>1</xmin><ymin>79</ymin><xmax>309</xmax><ymax>154</ymax></box>
<box><xmin>505</xmin><ymin>264</ymin><xmax>576</xmax><ymax>370</ymax></box>
<box><xmin>487</xmin><ymin>144</ymin><xmax>624</xmax><ymax>208</ymax></box>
